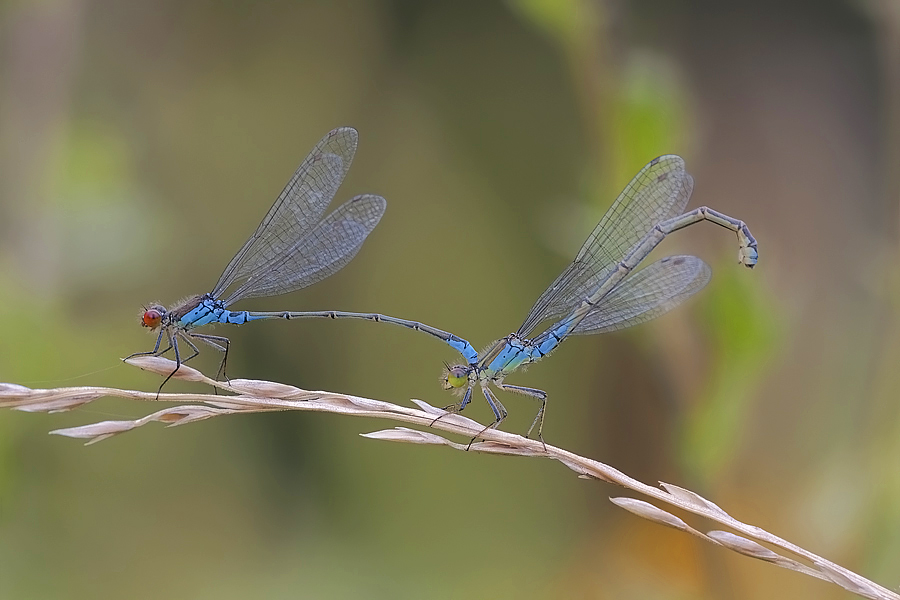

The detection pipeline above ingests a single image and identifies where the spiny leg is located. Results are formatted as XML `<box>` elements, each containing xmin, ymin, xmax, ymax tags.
<box><xmin>155</xmin><ymin>332</ymin><xmax>200</xmax><ymax>397</ymax></box>
<box><xmin>445</xmin><ymin>384</ymin><xmax>475</xmax><ymax>412</ymax></box>
<box><xmin>177</xmin><ymin>331</ymin><xmax>201</xmax><ymax>364</ymax></box>
<box><xmin>191</xmin><ymin>332</ymin><xmax>231</xmax><ymax>382</ymax></box>
<box><xmin>156</xmin><ymin>331</ymin><xmax>180</xmax><ymax>397</ymax></box>
<box><xmin>188</xmin><ymin>332</ymin><xmax>231</xmax><ymax>396</ymax></box>
<box><xmin>125</xmin><ymin>328</ymin><xmax>170</xmax><ymax>361</ymax></box>
<box><xmin>429</xmin><ymin>386</ymin><xmax>473</xmax><ymax>428</ymax></box>
<box><xmin>496</xmin><ymin>382</ymin><xmax>548</xmax><ymax>448</ymax></box>
<box><xmin>466</xmin><ymin>385</ymin><xmax>508</xmax><ymax>450</ymax></box>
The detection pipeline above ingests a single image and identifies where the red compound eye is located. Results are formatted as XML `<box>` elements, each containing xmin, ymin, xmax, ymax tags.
<box><xmin>142</xmin><ymin>309</ymin><xmax>162</xmax><ymax>329</ymax></box>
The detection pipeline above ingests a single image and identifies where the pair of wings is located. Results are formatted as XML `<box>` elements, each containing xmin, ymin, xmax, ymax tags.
<box><xmin>211</xmin><ymin>135</ymin><xmax>707</xmax><ymax>338</ymax></box>
<box><xmin>522</xmin><ymin>156</ymin><xmax>710</xmax><ymax>340</ymax></box>
<box><xmin>212</xmin><ymin>127</ymin><xmax>385</xmax><ymax>307</ymax></box>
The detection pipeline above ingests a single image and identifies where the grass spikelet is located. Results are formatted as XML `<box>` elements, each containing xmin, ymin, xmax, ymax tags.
<box><xmin>1</xmin><ymin>363</ymin><xmax>896</xmax><ymax>600</ymax></box>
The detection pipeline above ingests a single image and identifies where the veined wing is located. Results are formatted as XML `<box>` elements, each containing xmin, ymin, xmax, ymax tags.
<box><xmin>212</xmin><ymin>127</ymin><xmax>359</xmax><ymax>300</ymax></box>
<box><xmin>568</xmin><ymin>255</ymin><xmax>710</xmax><ymax>335</ymax></box>
<box><xmin>518</xmin><ymin>156</ymin><xmax>693</xmax><ymax>338</ymax></box>
<box><xmin>222</xmin><ymin>194</ymin><xmax>385</xmax><ymax>305</ymax></box>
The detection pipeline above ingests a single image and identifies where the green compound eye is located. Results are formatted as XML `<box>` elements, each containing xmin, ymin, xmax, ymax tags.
<box><xmin>445</xmin><ymin>366</ymin><xmax>469</xmax><ymax>388</ymax></box>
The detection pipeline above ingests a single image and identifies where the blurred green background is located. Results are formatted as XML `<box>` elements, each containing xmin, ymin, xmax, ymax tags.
<box><xmin>1</xmin><ymin>0</ymin><xmax>899</xmax><ymax>597</ymax></box>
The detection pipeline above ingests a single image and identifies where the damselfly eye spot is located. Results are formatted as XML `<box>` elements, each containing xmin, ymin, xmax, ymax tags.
<box><xmin>142</xmin><ymin>309</ymin><xmax>163</xmax><ymax>329</ymax></box>
<box><xmin>444</xmin><ymin>366</ymin><xmax>469</xmax><ymax>389</ymax></box>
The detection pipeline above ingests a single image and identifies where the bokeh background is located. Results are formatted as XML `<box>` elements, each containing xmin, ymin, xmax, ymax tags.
<box><xmin>2</xmin><ymin>0</ymin><xmax>899</xmax><ymax>598</ymax></box>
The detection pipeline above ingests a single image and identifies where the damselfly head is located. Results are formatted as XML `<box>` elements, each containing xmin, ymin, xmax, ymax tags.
<box><xmin>442</xmin><ymin>365</ymin><xmax>471</xmax><ymax>390</ymax></box>
<box><xmin>140</xmin><ymin>305</ymin><xmax>167</xmax><ymax>329</ymax></box>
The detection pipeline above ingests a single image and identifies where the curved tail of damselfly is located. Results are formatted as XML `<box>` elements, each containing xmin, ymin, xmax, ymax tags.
<box><xmin>441</xmin><ymin>155</ymin><xmax>760</xmax><ymax>445</ymax></box>
<box><xmin>507</xmin><ymin>207</ymin><xmax>755</xmax><ymax>441</ymax></box>
<box><xmin>532</xmin><ymin>207</ymin><xmax>757</xmax><ymax>355</ymax></box>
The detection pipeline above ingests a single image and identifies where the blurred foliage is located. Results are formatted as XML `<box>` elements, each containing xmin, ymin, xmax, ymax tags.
<box><xmin>682</xmin><ymin>264</ymin><xmax>780</xmax><ymax>483</ymax></box>
<box><xmin>0</xmin><ymin>0</ymin><xmax>898</xmax><ymax>598</ymax></box>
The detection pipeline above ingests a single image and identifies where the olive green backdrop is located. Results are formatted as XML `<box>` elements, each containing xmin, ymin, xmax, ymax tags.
<box><xmin>1</xmin><ymin>0</ymin><xmax>898</xmax><ymax>598</ymax></box>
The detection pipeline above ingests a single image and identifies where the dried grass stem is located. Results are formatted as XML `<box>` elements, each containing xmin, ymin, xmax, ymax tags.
<box><xmin>0</xmin><ymin>356</ymin><xmax>895</xmax><ymax>600</ymax></box>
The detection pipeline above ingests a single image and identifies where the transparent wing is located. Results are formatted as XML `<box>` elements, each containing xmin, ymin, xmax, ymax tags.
<box><xmin>221</xmin><ymin>194</ymin><xmax>386</xmax><ymax>306</ymax></box>
<box><xmin>517</xmin><ymin>156</ymin><xmax>693</xmax><ymax>338</ymax></box>
<box><xmin>212</xmin><ymin>127</ymin><xmax>359</xmax><ymax>300</ymax></box>
<box><xmin>568</xmin><ymin>255</ymin><xmax>710</xmax><ymax>334</ymax></box>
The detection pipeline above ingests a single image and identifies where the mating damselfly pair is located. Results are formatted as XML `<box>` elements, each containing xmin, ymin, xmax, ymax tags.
<box><xmin>131</xmin><ymin>127</ymin><xmax>757</xmax><ymax>442</ymax></box>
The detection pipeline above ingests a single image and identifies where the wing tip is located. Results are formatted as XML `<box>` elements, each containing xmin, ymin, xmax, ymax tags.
<box><xmin>321</xmin><ymin>127</ymin><xmax>360</xmax><ymax>161</ymax></box>
<box><xmin>330</xmin><ymin>125</ymin><xmax>359</xmax><ymax>138</ymax></box>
